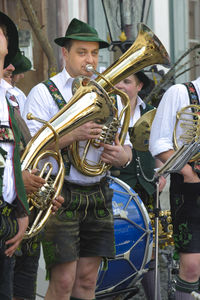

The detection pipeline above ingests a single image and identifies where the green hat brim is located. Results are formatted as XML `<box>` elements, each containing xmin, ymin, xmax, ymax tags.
<box><xmin>12</xmin><ymin>49</ymin><xmax>32</xmax><ymax>74</ymax></box>
<box><xmin>54</xmin><ymin>36</ymin><xmax>110</xmax><ymax>49</ymax></box>
<box><xmin>0</xmin><ymin>12</ymin><xmax>19</xmax><ymax>68</ymax></box>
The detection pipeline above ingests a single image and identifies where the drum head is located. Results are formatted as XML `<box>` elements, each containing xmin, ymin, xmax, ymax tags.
<box><xmin>96</xmin><ymin>177</ymin><xmax>153</xmax><ymax>295</ymax></box>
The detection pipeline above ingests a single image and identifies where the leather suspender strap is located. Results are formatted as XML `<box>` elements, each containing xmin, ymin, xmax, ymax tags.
<box><xmin>7</xmin><ymin>100</ymin><xmax>29</xmax><ymax>214</ymax></box>
<box><xmin>43</xmin><ymin>79</ymin><xmax>66</xmax><ymax>109</ymax></box>
<box><xmin>43</xmin><ymin>79</ymin><xmax>71</xmax><ymax>175</ymax></box>
<box><xmin>183</xmin><ymin>82</ymin><xmax>200</xmax><ymax>173</ymax></box>
<box><xmin>183</xmin><ymin>82</ymin><xmax>199</xmax><ymax>105</ymax></box>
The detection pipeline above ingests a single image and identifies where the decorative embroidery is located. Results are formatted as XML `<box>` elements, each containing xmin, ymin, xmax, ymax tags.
<box><xmin>43</xmin><ymin>80</ymin><xmax>66</xmax><ymax>109</ymax></box>
<box><xmin>93</xmin><ymin>191</ymin><xmax>110</xmax><ymax>218</ymax></box>
<box><xmin>0</xmin><ymin>127</ymin><xmax>14</xmax><ymax>142</ymax></box>
<box><xmin>43</xmin><ymin>79</ymin><xmax>70</xmax><ymax>175</ymax></box>
<box><xmin>183</xmin><ymin>82</ymin><xmax>200</xmax><ymax>173</ymax></box>
<box><xmin>183</xmin><ymin>82</ymin><xmax>199</xmax><ymax>105</ymax></box>
<box><xmin>0</xmin><ymin>147</ymin><xmax>7</xmax><ymax>196</ymax></box>
<box><xmin>42</xmin><ymin>240</ymin><xmax>56</xmax><ymax>280</ymax></box>
<box><xmin>173</xmin><ymin>222</ymin><xmax>192</xmax><ymax>256</ymax></box>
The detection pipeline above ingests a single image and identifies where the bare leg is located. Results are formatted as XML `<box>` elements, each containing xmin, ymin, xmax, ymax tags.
<box><xmin>45</xmin><ymin>261</ymin><xmax>77</xmax><ymax>300</ymax></box>
<box><xmin>179</xmin><ymin>253</ymin><xmax>200</xmax><ymax>282</ymax></box>
<box><xmin>72</xmin><ymin>256</ymin><xmax>102</xmax><ymax>299</ymax></box>
<box><xmin>175</xmin><ymin>253</ymin><xmax>200</xmax><ymax>300</ymax></box>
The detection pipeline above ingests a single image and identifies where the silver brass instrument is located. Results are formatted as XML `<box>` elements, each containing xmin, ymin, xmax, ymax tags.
<box><xmin>69</xmin><ymin>23</ymin><xmax>170</xmax><ymax>175</ymax></box>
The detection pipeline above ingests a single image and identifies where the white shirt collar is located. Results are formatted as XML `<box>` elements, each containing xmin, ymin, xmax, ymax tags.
<box><xmin>1</xmin><ymin>79</ymin><xmax>20</xmax><ymax>97</ymax></box>
<box><xmin>61</xmin><ymin>68</ymin><xmax>74</xmax><ymax>88</ymax></box>
<box><xmin>136</xmin><ymin>95</ymin><xmax>146</xmax><ymax>109</ymax></box>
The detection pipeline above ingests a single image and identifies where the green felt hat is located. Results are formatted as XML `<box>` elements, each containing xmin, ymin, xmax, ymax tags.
<box><xmin>0</xmin><ymin>11</ymin><xmax>19</xmax><ymax>68</ymax></box>
<box><xmin>12</xmin><ymin>49</ymin><xmax>32</xmax><ymax>74</ymax></box>
<box><xmin>54</xmin><ymin>18</ymin><xmax>109</xmax><ymax>49</ymax></box>
<box><xmin>135</xmin><ymin>71</ymin><xmax>151</xmax><ymax>90</ymax></box>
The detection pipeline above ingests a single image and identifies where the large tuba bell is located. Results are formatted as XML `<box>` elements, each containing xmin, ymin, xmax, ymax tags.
<box><xmin>68</xmin><ymin>23</ymin><xmax>170</xmax><ymax>175</ymax></box>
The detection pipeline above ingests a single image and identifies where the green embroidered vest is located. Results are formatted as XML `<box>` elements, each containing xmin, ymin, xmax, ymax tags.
<box><xmin>112</xmin><ymin>103</ymin><xmax>156</xmax><ymax>195</ymax></box>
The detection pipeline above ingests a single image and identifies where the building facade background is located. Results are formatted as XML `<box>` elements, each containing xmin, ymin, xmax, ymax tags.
<box><xmin>1</xmin><ymin>0</ymin><xmax>200</xmax><ymax>95</ymax></box>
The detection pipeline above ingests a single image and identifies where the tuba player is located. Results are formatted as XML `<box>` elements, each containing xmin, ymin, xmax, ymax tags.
<box><xmin>23</xmin><ymin>18</ymin><xmax>132</xmax><ymax>300</ymax></box>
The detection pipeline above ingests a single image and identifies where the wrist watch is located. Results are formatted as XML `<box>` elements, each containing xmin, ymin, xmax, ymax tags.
<box><xmin>121</xmin><ymin>158</ymin><xmax>131</xmax><ymax>168</ymax></box>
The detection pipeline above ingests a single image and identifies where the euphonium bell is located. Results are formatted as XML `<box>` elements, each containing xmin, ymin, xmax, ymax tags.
<box><xmin>95</xmin><ymin>23</ymin><xmax>170</xmax><ymax>90</ymax></box>
<box><xmin>68</xmin><ymin>23</ymin><xmax>170</xmax><ymax>174</ymax></box>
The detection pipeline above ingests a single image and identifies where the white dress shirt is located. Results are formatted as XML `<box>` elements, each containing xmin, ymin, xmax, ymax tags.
<box><xmin>149</xmin><ymin>77</ymin><xmax>200</xmax><ymax>157</ymax></box>
<box><xmin>117</xmin><ymin>94</ymin><xmax>146</xmax><ymax>127</ymax></box>
<box><xmin>23</xmin><ymin>68</ymin><xmax>132</xmax><ymax>185</ymax></box>
<box><xmin>0</xmin><ymin>79</ymin><xmax>17</xmax><ymax>203</ymax></box>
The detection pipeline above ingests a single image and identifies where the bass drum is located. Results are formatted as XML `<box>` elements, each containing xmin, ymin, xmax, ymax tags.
<box><xmin>96</xmin><ymin>176</ymin><xmax>153</xmax><ymax>296</ymax></box>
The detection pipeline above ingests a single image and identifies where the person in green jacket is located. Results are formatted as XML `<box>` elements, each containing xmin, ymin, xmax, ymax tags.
<box><xmin>112</xmin><ymin>71</ymin><xmax>166</xmax><ymax>300</ymax></box>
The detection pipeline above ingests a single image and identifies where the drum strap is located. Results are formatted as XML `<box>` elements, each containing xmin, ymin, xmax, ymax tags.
<box><xmin>42</xmin><ymin>79</ymin><xmax>71</xmax><ymax>175</ymax></box>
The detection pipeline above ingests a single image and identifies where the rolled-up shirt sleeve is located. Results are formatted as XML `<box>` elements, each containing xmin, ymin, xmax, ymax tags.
<box><xmin>149</xmin><ymin>84</ymin><xmax>190</xmax><ymax>157</ymax></box>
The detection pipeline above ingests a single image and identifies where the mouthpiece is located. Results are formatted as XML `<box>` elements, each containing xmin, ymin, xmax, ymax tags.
<box><xmin>86</xmin><ymin>64</ymin><xmax>95</xmax><ymax>73</ymax></box>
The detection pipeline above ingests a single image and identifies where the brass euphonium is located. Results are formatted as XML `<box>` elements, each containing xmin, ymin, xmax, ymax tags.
<box><xmin>21</xmin><ymin>77</ymin><xmax>117</xmax><ymax>238</ymax></box>
<box><xmin>69</xmin><ymin>22</ymin><xmax>170</xmax><ymax>174</ymax></box>
<box><xmin>21</xmin><ymin>22</ymin><xmax>170</xmax><ymax>238</ymax></box>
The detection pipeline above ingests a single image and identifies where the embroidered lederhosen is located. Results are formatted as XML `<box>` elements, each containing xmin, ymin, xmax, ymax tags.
<box><xmin>170</xmin><ymin>82</ymin><xmax>200</xmax><ymax>258</ymax></box>
<box><xmin>41</xmin><ymin>81</ymin><xmax>115</xmax><ymax>274</ymax></box>
<box><xmin>43</xmin><ymin>79</ymin><xmax>71</xmax><ymax>175</ymax></box>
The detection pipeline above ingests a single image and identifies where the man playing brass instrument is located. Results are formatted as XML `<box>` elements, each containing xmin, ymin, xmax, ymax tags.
<box><xmin>149</xmin><ymin>78</ymin><xmax>200</xmax><ymax>299</ymax></box>
<box><xmin>23</xmin><ymin>18</ymin><xmax>132</xmax><ymax>300</ymax></box>
<box><xmin>2</xmin><ymin>46</ymin><xmax>64</xmax><ymax>300</ymax></box>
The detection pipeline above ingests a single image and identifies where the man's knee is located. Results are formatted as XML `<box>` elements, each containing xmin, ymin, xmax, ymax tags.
<box><xmin>75</xmin><ymin>273</ymin><xmax>97</xmax><ymax>292</ymax></box>
<box><xmin>50</xmin><ymin>269</ymin><xmax>75</xmax><ymax>296</ymax></box>
<box><xmin>181</xmin><ymin>260</ymin><xmax>200</xmax><ymax>281</ymax></box>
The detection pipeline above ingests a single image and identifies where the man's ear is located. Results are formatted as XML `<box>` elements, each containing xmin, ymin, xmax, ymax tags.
<box><xmin>62</xmin><ymin>47</ymin><xmax>68</xmax><ymax>58</ymax></box>
<box><xmin>138</xmin><ymin>82</ymin><xmax>144</xmax><ymax>92</ymax></box>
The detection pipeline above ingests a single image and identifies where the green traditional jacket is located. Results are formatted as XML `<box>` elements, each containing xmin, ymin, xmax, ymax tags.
<box><xmin>111</xmin><ymin>103</ymin><xmax>156</xmax><ymax>196</ymax></box>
